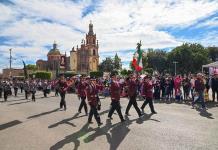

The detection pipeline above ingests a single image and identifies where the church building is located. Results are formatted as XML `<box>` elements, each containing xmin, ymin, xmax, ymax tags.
<box><xmin>70</xmin><ymin>22</ymin><xmax>99</xmax><ymax>74</ymax></box>
<box><xmin>36</xmin><ymin>41</ymin><xmax>70</xmax><ymax>72</ymax></box>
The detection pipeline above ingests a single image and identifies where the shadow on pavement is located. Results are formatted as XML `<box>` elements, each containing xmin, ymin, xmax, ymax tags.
<box><xmin>194</xmin><ymin>107</ymin><xmax>215</xmax><ymax>119</ymax></box>
<box><xmin>205</xmin><ymin>101</ymin><xmax>218</xmax><ymax>108</ymax></box>
<box><xmin>48</xmin><ymin>113</ymin><xmax>86</xmax><ymax>128</ymax></box>
<box><xmin>136</xmin><ymin>113</ymin><xmax>160</xmax><ymax>124</ymax></box>
<box><xmin>50</xmin><ymin>123</ymin><xmax>93</xmax><ymax>150</ymax></box>
<box><xmin>27</xmin><ymin>108</ymin><xmax>60</xmax><ymax>119</ymax></box>
<box><xmin>0</xmin><ymin>120</ymin><xmax>22</xmax><ymax>131</ymax></box>
<box><xmin>8</xmin><ymin>100</ymin><xmax>31</xmax><ymax>106</ymax></box>
<box><xmin>50</xmin><ymin>112</ymin><xmax>159</xmax><ymax>150</ymax></box>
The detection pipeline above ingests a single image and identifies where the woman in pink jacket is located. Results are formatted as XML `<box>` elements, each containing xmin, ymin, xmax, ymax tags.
<box><xmin>174</xmin><ymin>76</ymin><xmax>182</xmax><ymax>97</ymax></box>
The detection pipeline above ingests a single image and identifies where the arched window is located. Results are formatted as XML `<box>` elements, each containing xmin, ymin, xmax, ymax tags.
<box><xmin>93</xmin><ymin>49</ymin><xmax>96</xmax><ymax>55</ymax></box>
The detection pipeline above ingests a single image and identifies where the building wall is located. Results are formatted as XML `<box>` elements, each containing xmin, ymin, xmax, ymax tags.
<box><xmin>2</xmin><ymin>68</ymin><xmax>33</xmax><ymax>78</ymax></box>
<box><xmin>69</xmin><ymin>22</ymin><xmax>99</xmax><ymax>75</ymax></box>
<box><xmin>70</xmin><ymin>51</ymin><xmax>77</xmax><ymax>72</ymax></box>
<box><xmin>36</xmin><ymin>60</ymin><xmax>47</xmax><ymax>71</ymax></box>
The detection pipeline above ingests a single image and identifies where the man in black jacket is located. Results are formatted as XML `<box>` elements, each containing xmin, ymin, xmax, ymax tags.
<box><xmin>211</xmin><ymin>73</ymin><xmax>218</xmax><ymax>102</ymax></box>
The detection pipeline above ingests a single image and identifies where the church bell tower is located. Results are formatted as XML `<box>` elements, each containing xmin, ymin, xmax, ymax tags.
<box><xmin>86</xmin><ymin>21</ymin><xmax>99</xmax><ymax>72</ymax></box>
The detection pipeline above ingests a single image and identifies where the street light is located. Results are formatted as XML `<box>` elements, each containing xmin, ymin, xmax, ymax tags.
<box><xmin>173</xmin><ymin>61</ymin><xmax>178</xmax><ymax>76</ymax></box>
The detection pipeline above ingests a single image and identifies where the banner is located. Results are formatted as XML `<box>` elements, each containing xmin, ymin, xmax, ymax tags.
<box><xmin>60</xmin><ymin>55</ymin><xmax>66</xmax><ymax>69</ymax></box>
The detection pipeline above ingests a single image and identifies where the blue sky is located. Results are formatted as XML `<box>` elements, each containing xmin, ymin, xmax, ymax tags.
<box><xmin>0</xmin><ymin>0</ymin><xmax>218</xmax><ymax>72</ymax></box>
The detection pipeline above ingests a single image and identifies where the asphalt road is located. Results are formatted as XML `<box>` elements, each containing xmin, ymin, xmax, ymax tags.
<box><xmin>0</xmin><ymin>91</ymin><xmax>218</xmax><ymax>150</ymax></box>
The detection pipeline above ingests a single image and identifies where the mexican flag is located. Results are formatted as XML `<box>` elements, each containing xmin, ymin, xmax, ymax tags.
<box><xmin>132</xmin><ymin>48</ymin><xmax>143</xmax><ymax>72</ymax></box>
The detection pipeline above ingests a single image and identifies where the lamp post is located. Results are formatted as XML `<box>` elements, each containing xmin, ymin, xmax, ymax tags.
<box><xmin>173</xmin><ymin>61</ymin><xmax>178</xmax><ymax>76</ymax></box>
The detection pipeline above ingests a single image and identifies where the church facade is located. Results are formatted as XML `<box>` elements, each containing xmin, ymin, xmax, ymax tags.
<box><xmin>70</xmin><ymin>22</ymin><xmax>99</xmax><ymax>74</ymax></box>
<box><xmin>36</xmin><ymin>41</ymin><xmax>70</xmax><ymax>72</ymax></box>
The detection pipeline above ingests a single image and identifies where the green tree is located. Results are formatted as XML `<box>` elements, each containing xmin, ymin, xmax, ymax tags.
<box><xmin>208</xmin><ymin>46</ymin><xmax>218</xmax><ymax>62</ymax></box>
<box><xmin>26</xmin><ymin>64</ymin><xmax>37</xmax><ymax>71</ymax></box>
<box><xmin>98</xmin><ymin>57</ymin><xmax>114</xmax><ymax>72</ymax></box>
<box><xmin>167</xmin><ymin>43</ymin><xmax>209</xmax><ymax>74</ymax></box>
<box><xmin>114</xmin><ymin>53</ymin><xmax>122</xmax><ymax>70</ymax></box>
<box><xmin>120</xmin><ymin>69</ymin><xmax>128</xmax><ymax>76</ymax></box>
<box><xmin>147</xmin><ymin>49</ymin><xmax>167</xmax><ymax>73</ymax></box>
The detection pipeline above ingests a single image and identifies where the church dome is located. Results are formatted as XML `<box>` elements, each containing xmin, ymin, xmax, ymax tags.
<box><xmin>48</xmin><ymin>50</ymin><xmax>61</xmax><ymax>55</ymax></box>
<box><xmin>47</xmin><ymin>41</ymin><xmax>61</xmax><ymax>56</ymax></box>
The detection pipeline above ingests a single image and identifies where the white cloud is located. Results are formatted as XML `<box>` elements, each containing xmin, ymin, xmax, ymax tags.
<box><xmin>195</xmin><ymin>17</ymin><xmax>218</xmax><ymax>28</ymax></box>
<box><xmin>0</xmin><ymin>4</ymin><xmax>15</xmax><ymax>23</ymax></box>
<box><xmin>197</xmin><ymin>31</ymin><xmax>218</xmax><ymax>47</ymax></box>
<box><xmin>0</xmin><ymin>0</ymin><xmax>218</xmax><ymax>72</ymax></box>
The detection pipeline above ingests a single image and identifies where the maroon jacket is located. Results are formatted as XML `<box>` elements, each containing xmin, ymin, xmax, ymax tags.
<box><xmin>141</xmin><ymin>80</ymin><xmax>153</xmax><ymax>99</ymax></box>
<box><xmin>86</xmin><ymin>83</ymin><xmax>98</xmax><ymax>106</ymax></box>
<box><xmin>57</xmin><ymin>80</ymin><xmax>68</xmax><ymax>94</ymax></box>
<box><xmin>110</xmin><ymin>81</ymin><xmax>121</xmax><ymax>101</ymax></box>
<box><xmin>127</xmin><ymin>79</ymin><xmax>137</xmax><ymax>97</ymax></box>
<box><xmin>195</xmin><ymin>78</ymin><xmax>205</xmax><ymax>92</ymax></box>
<box><xmin>77</xmin><ymin>82</ymin><xmax>86</xmax><ymax>97</ymax></box>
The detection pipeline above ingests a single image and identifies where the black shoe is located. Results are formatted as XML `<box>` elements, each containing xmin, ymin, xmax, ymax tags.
<box><xmin>121</xmin><ymin>119</ymin><xmax>126</xmax><ymax>122</ymax></box>
<box><xmin>108</xmin><ymin>117</ymin><xmax>113</xmax><ymax>120</ymax></box>
<box><xmin>152</xmin><ymin>111</ymin><xmax>157</xmax><ymax>114</ymax></box>
<box><xmin>88</xmin><ymin>121</ymin><xmax>93</xmax><ymax>124</ymax></box>
<box><xmin>141</xmin><ymin>108</ymin><xmax>144</xmax><ymax>114</ymax></box>
<box><xmin>125</xmin><ymin>113</ymin><xmax>131</xmax><ymax>116</ymax></box>
<box><xmin>98</xmin><ymin>122</ymin><xmax>103</xmax><ymax>126</ymax></box>
<box><xmin>139</xmin><ymin>114</ymin><xmax>143</xmax><ymax>117</ymax></box>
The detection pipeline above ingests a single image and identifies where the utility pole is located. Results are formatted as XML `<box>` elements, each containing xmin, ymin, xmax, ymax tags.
<box><xmin>9</xmin><ymin>48</ymin><xmax>12</xmax><ymax>78</ymax></box>
<box><xmin>9</xmin><ymin>48</ymin><xmax>12</xmax><ymax>69</ymax></box>
<box><xmin>173</xmin><ymin>61</ymin><xmax>178</xmax><ymax>76</ymax></box>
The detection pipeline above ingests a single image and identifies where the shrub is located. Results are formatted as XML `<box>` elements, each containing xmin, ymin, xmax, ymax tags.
<box><xmin>90</xmin><ymin>71</ymin><xmax>103</xmax><ymax>78</ymax></box>
<box><xmin>35</xmin><ymin>71</ymin><xmax>52</xmax><ymax>80</ymax></box>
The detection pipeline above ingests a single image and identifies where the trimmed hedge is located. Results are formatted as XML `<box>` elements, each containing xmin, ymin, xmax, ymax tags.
<box><xmin>58</xmin><ymin>72</ymin><xmax>77</xmax><ymax>78</ymax></box>
<box><xmin>35</xmin><ymin>72</ymin><xmax>52</xmax><ymax>80</ymax></box>
<box><xmin>90</xmin><ymin>71</ymin><xmax>103</xmax><ymax>78</ymax></box>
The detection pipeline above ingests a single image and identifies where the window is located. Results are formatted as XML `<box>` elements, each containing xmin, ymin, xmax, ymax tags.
<box><xmin>93</xmin><ymin>49</ymin><xmax>96</xmax><ymax>55</ymax></box>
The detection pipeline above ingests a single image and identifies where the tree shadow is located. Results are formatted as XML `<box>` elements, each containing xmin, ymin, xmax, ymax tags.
<box><xmin>27</xmin><ymin>108</ymin><xmax>60</xmax><ymax>119</ymax></box>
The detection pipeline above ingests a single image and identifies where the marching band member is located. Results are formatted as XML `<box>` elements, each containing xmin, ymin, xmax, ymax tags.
<box><xmin>86</xmin><ymin>77</ymin><xmax>103</xmax><ymax>126</ymax></box>
<box><xmin>0</xmin><ymin>80</ymin><xmax>3</xmax><ymax>98</ymax></box>
<box><xmin>30</xmin><ymin>80</ymin><xmax>37</xmax><ymax>102</ymax></box>
<box><xmin>57</xmin><ymin>75</ymin><xmax>68</xmax><ymax>111</ymax></box>
<box><xmin>3</xmin><ymin>81</ymin><xmax>11</xmax><ymax>101</ymax></box>
<box><xmin>42</xmin><ymin>80</ymin><xmax>48</xmax><ymax>98</ymax></box>
<box><xmin>108</xmin><ymin>73</ymin><xmax>125</xmax><ymax>122</ymax></box>
<box><xmin>77</xmin><ymin>76</ymin><xmax>88</xmax><ymax>114</ymax></box>
<box><xmin>125</xmin><ymin>74</ymin><xmax>142</xmax><ymax>117</ymax></box>
<box><xmin>141</xmin><ymin>75</ymin><xmax>157</xmax><ymax>114</ymax></box>
<box><xmin>13</xmin><ymin>80</ymin><xmax>19</xmax><ymax>97</ymax></box>
<box><xmin>24</xmin><ymin>80</ymin><xmax>30</xmax><ymax>100</ymax></box>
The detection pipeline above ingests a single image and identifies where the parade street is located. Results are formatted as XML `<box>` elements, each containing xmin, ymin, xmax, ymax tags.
<box><xmin>0</xmin><ymin>92</ymin><xmax>218</xmax><ymax>150</ymax></box>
